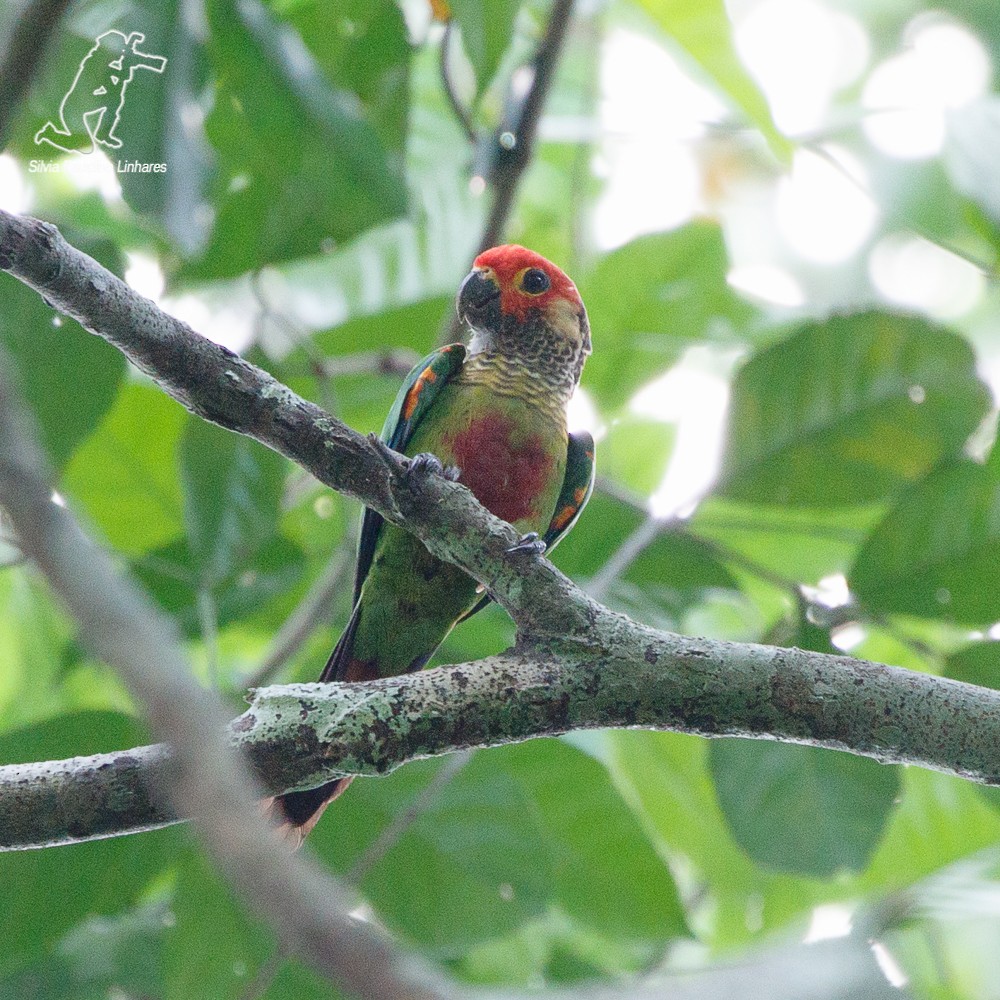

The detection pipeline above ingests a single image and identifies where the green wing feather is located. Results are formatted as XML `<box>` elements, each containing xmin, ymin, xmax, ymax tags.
<box><xmin>543</xmin><ymin>430</ymin><xmax>596</xmax><ymax>551</ymax></box>
<box><xmin>352</xmin><ymin>343</ymin><xmax>466</xmax><ymax>603</ymax></box>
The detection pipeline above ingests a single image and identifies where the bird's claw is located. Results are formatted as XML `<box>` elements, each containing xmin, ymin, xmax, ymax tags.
<box><xmin>408</xmin><ymin>452</ymin><xmax>443</xmax><ymax>477</ymax></box>
<box><xmin>406</xmin><ymin>452</ymin><xmax>461</xmax><ymax>482</ymax></box>
<box><xmin>506</xmin><ymin>531</ymin><xmax>547</xmax><ymax>557</ymax></box>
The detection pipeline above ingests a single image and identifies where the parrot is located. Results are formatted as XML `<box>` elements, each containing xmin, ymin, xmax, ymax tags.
<box><xmin>268</xmin><ymin>245</ymin><xmax>595</xmax><ymax>845</ymax></box>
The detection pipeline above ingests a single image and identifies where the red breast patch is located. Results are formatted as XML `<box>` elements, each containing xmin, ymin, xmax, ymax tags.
<box><xmin>444</xmin><ymin>413</ymin><xmax>554</xmax><ymax>524</ymax></box>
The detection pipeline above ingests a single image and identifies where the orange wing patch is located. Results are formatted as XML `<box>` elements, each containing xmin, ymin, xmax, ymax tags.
<box><xmin>550</xmin><ymin>504</ymin><xmax>576</xmax><ymax>532</ymax></box>
<box><xmin>402</xmin><ymin>368</ymin><xmax>438</xmax><ymax>421</ymax></box>
<box><xmin>550</xmin><ymin>487</ymin><xmax>589</xmax><ymax>533</ymax></box>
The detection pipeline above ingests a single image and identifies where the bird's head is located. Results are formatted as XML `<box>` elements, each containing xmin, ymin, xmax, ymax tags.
<box><xmin>457</xmin><ymin>245</ymin><xmax>591</xmax><ymax>390</ymax></box>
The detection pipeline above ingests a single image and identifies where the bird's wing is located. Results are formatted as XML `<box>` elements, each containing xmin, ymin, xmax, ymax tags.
<box><xmin>542</xmin><ymin>429</ymin><xmax>596</xmax><ymax>552</ymax></box>
<box><xmin>352</xmin><ymin>343</ymin><xmax>467</xmax><ymax>605</ymax></box>
<box><xmin>459</xmin><ymin>428</ymin><xmax>596</xmax><ymax>623</ymax></box>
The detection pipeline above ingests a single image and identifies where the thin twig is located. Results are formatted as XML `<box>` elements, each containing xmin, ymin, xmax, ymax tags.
<box><xmin>239</xmin><ymin>946</ymin><xmax>287</xmax><ymax>1000</ymax></box>
<box><xmin>0</xmin><ymin>0</ymin><xmax>74</xmax><ymax>151</ymax></box>
<box><xmin>804</xmin><ymin>139</ymin><xmax>996</xmax><ymax>279</ymax></box>
<box><xmin>346</xmin><ymin>751</ymin><xmax>472</xmax><ymax>884</ymax></box>
<box><xmin>566</xmin><ymin>8</ymin><xmax>600</xmax><ymax>271</ymax></box>
<box><xmin>477</xmin><ymin>0</ymin><xmax>577</xmax><ymax>255</ymax></box>
<box><xmin>591</xmin><ymin>477</ymin><xmax>801</xmax><ymax>597</ymax></box>
<box><xmin>318</xmin><ymin>348</ymin><xmax>422</xmax><ymax>379</ymax></box>
<box><xmin>587</xmin><ymin>515</ymin><xmax>661</xmax><ymax>602</ymax></box>
<box><xmin>249</xmin><ymin>269</ymin><xmax>340</xmax><ymax>416</ymax></box>
<box><xmin>197</xmin><ymin>586</ymin><xmax>220</xmax><ymax>688</ymax></box>
<box><xmin>593</xmin><ymin>474</ymin><xmax>647</xmax><ymax>510</ymax></box>
<box><xmin>439</xmin><ymin>21</ymin><xmax>476</xmax><ymax>145</ymax></box>
<box><xmin>440</xmin><ymin>0</ymin><xmax>578</xmax><ymax>343</ymax></box>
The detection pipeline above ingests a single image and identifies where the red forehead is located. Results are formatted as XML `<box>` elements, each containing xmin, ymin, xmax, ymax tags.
<box><xmin>472</xmin><ymin>244</ymin><xmax>580</xmax><ymax>318</ymax></box>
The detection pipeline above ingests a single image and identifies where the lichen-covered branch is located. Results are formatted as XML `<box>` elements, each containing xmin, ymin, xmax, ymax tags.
<box><xmin>4</xmin><ymin>205</ymin><xmax>1000</xmax><ymax>866</ymax></box>
<box><xmin>0</xmin><ymin>208</ymin><xmax>590</xmax><ymax>642</ymax></box>
<box><xmin>6</xmin><ymin>631</ymin><xmax>1000</xmax><ymax>851</ymax></box>
<box><xmin>0</xmin><ymin>346</ymin><xmax>459</xmax><ymax>1000</ymax></box>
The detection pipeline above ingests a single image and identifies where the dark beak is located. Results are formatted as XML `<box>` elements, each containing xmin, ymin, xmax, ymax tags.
<box><xmin>457</xmin><ymin>268</ymin><xmax>501</xmax><ymax>325</ymax></box>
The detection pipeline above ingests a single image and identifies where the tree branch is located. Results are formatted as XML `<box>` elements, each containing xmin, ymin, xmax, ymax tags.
<box><xmin>6</xmin><ymin>626</ymin><xmax>1000</xmax><ymax>850</ymax></box>
<box><xmin>0</xmin><ymin>209</ymin><xmax>594</xmax><ymax>642</ymax></box>
<box><xmin>0</xmin><ymin>342</ymin><xmax>460</xmax><ymax>999</ymax></box>
<box><xmin>439</xmin><ymin>0</ymin><xmax>578</xmax><ymax>343</ymax></box>
<box><xmin>244</xmin><ymin>538</ymin><xmax>354</xmax><ymax>688</ymax></box>
<box><xmin>477</xmin><ymin>0</ymin><xmax>577</xmax><ymax>255</ymax></box>
<box><xmin>3</xmin><ymin>206</ymin><xmax>1000</xmax><ymax>865</ymax></box>
<box><xmin>439</xmin><ymin>21</ymin><xmax>476</xmax><ymax>146</ymax></box>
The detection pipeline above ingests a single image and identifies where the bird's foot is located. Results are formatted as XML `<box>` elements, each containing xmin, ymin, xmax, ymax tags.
<box><xmin>369</xmin><ymin>436</ymin><xmax>461</xmax><ymax>482</ymax></box>
<box><xmin>506</xmin><ymin>531</ymin><xmax>547</xmax><ymax>556</ymax></box>
<box><xmin>407</xmin><ymin>452</ymin><xmax>461</xmax><ymax>482</ymax></box>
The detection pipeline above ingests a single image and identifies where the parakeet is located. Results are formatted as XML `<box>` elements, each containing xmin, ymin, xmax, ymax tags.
<box><xmin>270</xmin><ymin>245</ymin><xmax>595</xmax><ymax>844</ymax></box>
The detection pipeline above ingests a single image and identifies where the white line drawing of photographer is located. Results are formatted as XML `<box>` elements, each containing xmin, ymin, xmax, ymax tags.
<box><xmin>35</xmin><ymin>30</ymin><xmax>166</xmax><ymax>155</ymax></box>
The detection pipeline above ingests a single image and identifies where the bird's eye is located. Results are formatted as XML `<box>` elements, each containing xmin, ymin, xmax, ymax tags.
<box><xmin>521</xmin><ymin>268</ymin><xmax>550</xmax><ymax>295</ymax></box>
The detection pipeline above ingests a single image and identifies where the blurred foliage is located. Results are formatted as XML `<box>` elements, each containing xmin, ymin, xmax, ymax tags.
<box><xmin>2</xmin><ymin>0</ymin><xmax>1000</xmax><ymax>996</ymax></box>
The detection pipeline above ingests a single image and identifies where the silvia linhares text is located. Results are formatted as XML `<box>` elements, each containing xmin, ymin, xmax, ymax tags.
<box><xmin>28</xmin><ymin>159</ymin><xmax>167</xmax><ymax>173</ymax></box>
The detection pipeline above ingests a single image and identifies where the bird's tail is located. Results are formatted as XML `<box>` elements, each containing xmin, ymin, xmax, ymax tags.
<box><xmin>263</xmin><ymin>604</ymin><xmax>368</xmax><ymax>847</ymax></box>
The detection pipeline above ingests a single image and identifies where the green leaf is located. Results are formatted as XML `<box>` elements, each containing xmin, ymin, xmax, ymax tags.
<box><xmin>368</xmin><ymin>774</ymin><xmax>551</xmax><ymax>955</ymax></box>
<box><xmin>62</xmin><ymin>384</ymin><xmax>186</xmax><ymax>555</ymax></box>
<box><xmin>0</xmin><ymin>713</ymin><xmax>179</xmax><ymax>975</ymax></box>
<box><xmin>188</xmin><ymin>0</ymin><xmax>408</xmax><ymax>277</ymax></box>
<box><xmin>314</xmin><ymin>742</ymin><xmax>685</xmax><ymax>958</ymax></box>
<box><xmin>850</xmin><ymin>454</ymin><xmax>1000</xmax><ymax>626</ymax></box>
<box><xmin>132</xmin><ymin>534</ymin><xmax>306</xmax><ymax>636</ymax></box>
<box><xmin>163</xmin><ymin>852</ymin><xmax>272</xmax><ymax>1000</ymax></box>
<box><xmin>0</xmin><ymin>902</ymin><xmax>168</xmax><ymax>1000</ymax></box>
<box><xmin>495</xmin><ymin>739</ymin><xmax>688</xmax><ymax>943</ymax></box>
<box><xmin>553</xmin><ymin>491</ymin><xmax>740</xmax><ymax>631</ymax></box>
<box><xmin>261</xmin><ymin>961</ymin><xmax>348</xmax><ymax>1000</ymax></box>
<box><xmin>710</xmin><ymin>740</ymin><xmax>900</xmax><ymax>878</ymax></box>
<box><xmin>548</xmin><ymin>490</ymin><xmax>646</xmax><ymax>578</ymax></box>
<box><xmin>284</xmin><ymin>296</ymin><xmax>453</xmax><ymax>436</ymax></box>
<box><xmin>313</xmin><ymin>757</ymin><xmax>552</xmax><ymax>955</ymax></box>
<box><xmin>608</xmin><ymin>730</ymin><xmax>826</xmax><ymax>948</ymax></box>
<box><xmin>438</xmin><ymin>601</ymin><xmax>515</xmax><ymax>667</ymax></box>
<box><xmin>179</xmin><ymin>418</ymin><xmax>288</xmax><ymax>585</ymax></box>
<box><xmin>870</xmin><ymin>153</ymin><xmax>981</xmax><ymax>254</ymax></box>
<box><xmin>450</xmin><ymin>0</ymin><xmax>521</xmax><ymax>95</ymax></box>
<box><xmin>0</xmin><ymin>709</ymin><xmax>147</xmax><ymax>765</ymax></box>
<box><xmin>690</xmin><ymin>497</ymin><xmax>880</xmax><ymax>586</ymax></box>
<box><xmin>942</xmin><ymin>640</ymin><xmax>1000</xmax><ymax>815</ymax></box>
<box><xmin>626</xmin><ymin>526</ymin><xmax>739</xmax><ymax>594</ymax></box>
<box><xmin>718</xmin><ymin>312</ymin><xmax>990</xmax><ymax>507</ymax></box>
<box><xmin>0</xmin><ymin>574</ymin><xmax>74</xmax><ymax>732</ymax></box>
<box><xmin>945</xmin><ymin>641</ymin><xmax>1000</xmax><ymax>689</ymax></box>
<box><xmin>615</xmin><ymin>529</ymin><xmax>743</xmax><ymax>633</ymax></box>
<box><xmin>314</xmin><ymin>296</ymin><xmax>452</xmax><ymax>356</ymax></box>
<box><xmin>0</xmin><ymin>278</ymin><xmax>126</xmax><ymax>470</ymax></box>
<box><xmin>635</xmin><ymin>0</ymin><xmax>790</xmax><ymax>159</ymax></box>
<box><xmin>580</xmin><ymin>224</ymin><xmax>752</xmax><ymax>411</ymax></box>
<box><xmin>600</xmin><ymin>416</ymin><xmax>674</xmax><ymax>496</ymax></box>
<box><xmin>109</xmin><ymin>0</ymin><xmax>216</xmax><ymax>254</ymax></box>
<box><xmin>859</xmin><ymin>767</ymin><xmax>1000</xmax><ymax>891</ymax></box>
<box><xmin>704</xmin><ymin>605</ymin><xmax>898</xmax><ymax>881</ymax></box>
<box><xmin>946</xmin><ymin>100</ymin><xmax>1000</xmax><ymax>226</ymax></box>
